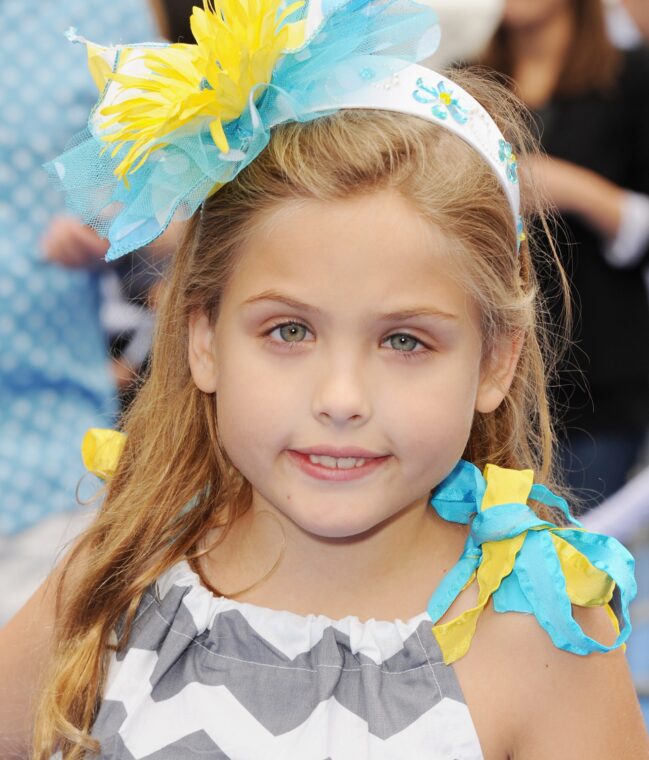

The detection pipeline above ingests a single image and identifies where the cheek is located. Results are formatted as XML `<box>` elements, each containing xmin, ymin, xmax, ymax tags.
<box><xmin>215</xmin><ymin>390</ymin><xmax>270</xmax><ymax>488</ymax></box>
<box><xmin>214</xmin><ymin>352</ymin><xmax>301</xmax><ymax>462</ymax></box>
<box><xmin>382</xmin><ymin>365</ymin><xmax>479</xmax><ymax>454</ymax></box>
<box><xmin>217</xmin><ymin>377</ymin><xmax>271</xmax><ymax>450</ymax></box>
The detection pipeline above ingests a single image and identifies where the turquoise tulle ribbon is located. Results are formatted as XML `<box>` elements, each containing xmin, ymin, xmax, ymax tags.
<box><xmin>427</xmin><ymin>459</ymin><xmax>636</xmax><ymax>663</ymax></box>
<box><xmin>45</xmin><ymin>0</ymin><xmax>439</xmax><ymax>260</ymax></box>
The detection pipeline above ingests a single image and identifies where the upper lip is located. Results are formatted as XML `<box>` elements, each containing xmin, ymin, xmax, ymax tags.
<box><xmin>291</xmin><ymin>446</ymin><xmax>388</xmax><ymax>459</ymax></box>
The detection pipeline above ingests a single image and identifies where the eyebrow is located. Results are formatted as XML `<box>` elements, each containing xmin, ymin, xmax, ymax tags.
<box><xmin>241</xmin><ymin>291</ymin><xmax>458</xmax><ymax>321</ymax></box>
<box><xmin>242</xmin><ymin>291</ymin><xmax>321</xmax><ymax>312</ymax></box>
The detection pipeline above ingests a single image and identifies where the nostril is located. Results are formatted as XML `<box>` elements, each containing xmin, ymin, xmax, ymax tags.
<box><xmin>312</xmin><ymin>386</ymin><xmax>372</xmax><ymax>424</ymax></box>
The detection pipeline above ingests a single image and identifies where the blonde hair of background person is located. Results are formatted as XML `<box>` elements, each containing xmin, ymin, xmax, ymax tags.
<box><xmin>0</xmin><ymin>57</ymin><xmax>647</xmax><ymax>760</ymax></box>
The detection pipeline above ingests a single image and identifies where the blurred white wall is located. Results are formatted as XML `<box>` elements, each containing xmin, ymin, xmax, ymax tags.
<box><xmin>421</xmin><ymin>0</ymin><xmax>505</xmax><ymax>68</ymax></box>
<box><xmin>605</xmin><ymin>0</ymin><xmax>645</xmax><ymax>49</ymax></box>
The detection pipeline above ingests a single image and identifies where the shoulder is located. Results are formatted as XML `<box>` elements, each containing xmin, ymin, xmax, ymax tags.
<box><xmin>509</xmin><ymin>606</ymin><xmax>648</xmax><ymax>760</ymax></box>
<box><xmin>456</xmin><ymin>603</ymin><xmax>649</xmax><ymax>760</ymax></box>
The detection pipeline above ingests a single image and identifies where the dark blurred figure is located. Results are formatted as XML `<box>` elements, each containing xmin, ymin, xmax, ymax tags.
<box><xmin>481</xmin><ymin>0</ymin><xmax>649</xmax><ymax>506</ymax></box>
<box><xmin>151</xmin><ymin>0</ymin><xmax>200</xmax><ymax>42</ymax></box>
<box><xmin>100</xmin><ymin>0</ymin><xmax>201</xmax><ymax>411</ymax></box>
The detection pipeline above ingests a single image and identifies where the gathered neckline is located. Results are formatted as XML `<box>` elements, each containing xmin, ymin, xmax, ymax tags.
<box><xmin>158</xmin><ymin>559</ymin><xmax>433</xmax><ymax>630</ymax></box>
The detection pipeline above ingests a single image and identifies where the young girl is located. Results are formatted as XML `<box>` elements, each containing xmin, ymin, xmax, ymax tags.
<box><xmin>2</xmin><ymin>1</ymin><xmax>647</xmax><ymax>758</ymax></box>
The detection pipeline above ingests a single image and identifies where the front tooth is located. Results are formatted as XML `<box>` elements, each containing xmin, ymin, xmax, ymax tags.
<box><xmin>309</xmin><ymin>454</ymin><xmax>338</xmax><ymax>468</ymax></box>
<box><xmin>307</xmin><ymin>455</ymin><xmax>366</xmax><ymax>469</ymax></box>
<box><xmin>338</xmin><ymin>457</ymin><xmax>362</xmax><ymax>470</ymax></box>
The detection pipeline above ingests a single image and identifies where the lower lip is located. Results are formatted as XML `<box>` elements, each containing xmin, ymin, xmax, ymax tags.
<box><xmin>286</xmin><ymin>451</ymin><xmax>391</xmax><ymax>482</ymax></box>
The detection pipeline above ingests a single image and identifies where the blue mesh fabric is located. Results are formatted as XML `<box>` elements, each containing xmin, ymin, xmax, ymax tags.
<box><xmin>46</xmin><ymin>0</ymin><xmax>439</xmax><ymax>260</ymax></box>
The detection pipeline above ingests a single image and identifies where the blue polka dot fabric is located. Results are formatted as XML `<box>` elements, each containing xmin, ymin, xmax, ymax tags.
<box><xmin>0</xmin><ymin>1</ymin><xmax>157</xmax><ymax>534</ymax></box>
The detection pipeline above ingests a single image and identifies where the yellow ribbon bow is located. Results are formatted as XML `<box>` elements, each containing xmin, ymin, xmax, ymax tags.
<box><xmin>81</xmin><ymin>427</ymin><xmax>126</xmax><ymax>480</ymax></box>
<box><xmin>428</xmin><ymin>462</ymin><xmax>630</xmax><ymax>663</ymax></box>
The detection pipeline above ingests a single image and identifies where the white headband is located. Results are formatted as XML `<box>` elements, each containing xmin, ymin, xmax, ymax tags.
<box><xmin>307</xmin><ymin>63</ymin><xmax>521</xmax><ymax>223</ymax></box>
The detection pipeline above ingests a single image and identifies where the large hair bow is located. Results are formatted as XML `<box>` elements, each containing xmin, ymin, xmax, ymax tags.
<box><xmin>46</xmin><ymin>0</ymin><xmax>439</xmax><ymax>260</ymax></box>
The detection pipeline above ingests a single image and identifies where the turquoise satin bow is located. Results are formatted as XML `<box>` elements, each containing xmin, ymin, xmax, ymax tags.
<box><xmin>426</xmin><ymin>459</ymin><xmax>636</xmax><ymax>663</ymax></box>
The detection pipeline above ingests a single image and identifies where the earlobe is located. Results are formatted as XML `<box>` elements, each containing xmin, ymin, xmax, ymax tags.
<box><xmin>188</xmin><ymin>312</ymin><xmax>219</xmax><ymax>393</ymax></box>
<box><xmin>475</xmin><ymin>332</ymin><xmax>524</xmax><ymax>414</ymax></box>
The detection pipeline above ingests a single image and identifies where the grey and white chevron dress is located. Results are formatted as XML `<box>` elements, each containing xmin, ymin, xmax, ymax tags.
<box><xmin>91</xmin><ymin>561</ymin><xmax>484</xmax><ymax>759</ymax></box>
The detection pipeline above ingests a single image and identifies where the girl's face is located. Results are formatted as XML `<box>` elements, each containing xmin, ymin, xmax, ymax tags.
<box><xmin>190</xmin><ymin>190</ymin><xmax>516</xmax><ymax>539</ymax></box>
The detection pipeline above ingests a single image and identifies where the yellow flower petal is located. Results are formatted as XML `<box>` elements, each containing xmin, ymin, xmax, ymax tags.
<box><xmin>86</xmin><ymin>42</ymin><xmax>113</xmax><ymax>92</ymax></box>
<box><xmin>97</xmin><ymin>0</ymin><xmax>306</xmax><ymax>180</ymax></box>
<box><xmin>210</xmin><ymin>118</ymin><xmax>229</xmax><ymax>152</ymax></box>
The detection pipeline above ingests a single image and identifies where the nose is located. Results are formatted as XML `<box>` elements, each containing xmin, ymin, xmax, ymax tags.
<box><xmin>311</xmin><ymin>352</ymin><xmax>371</xmax><ymax>426</ymax></box>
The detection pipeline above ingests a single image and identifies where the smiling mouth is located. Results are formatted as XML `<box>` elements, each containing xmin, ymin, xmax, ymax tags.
<box><xmin>306</xmin><ymin>454</ymin><xmax>369</xmax><ymax>470</ymax></box>
<box><xmin>286</xmin><ymin>450</ymin><xmax>391</xmax><ymax>481</ymax></box>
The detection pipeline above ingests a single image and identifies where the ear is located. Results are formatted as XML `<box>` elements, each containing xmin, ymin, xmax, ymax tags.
<box><xmin>475</xmin><ymin>332</ymin><xmax>524</xmax><ymax>414</ymax></box>
<box><xmin>188</xmin><ymin>311</ymin><xmax>219</xmax><ymax>393</ymax></box>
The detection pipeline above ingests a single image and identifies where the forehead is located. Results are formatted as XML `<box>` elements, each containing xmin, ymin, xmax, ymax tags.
<box><xmin>223</xmin><ymin>190</ymin><xmax>477</xmax><ymax>323</ymax></box>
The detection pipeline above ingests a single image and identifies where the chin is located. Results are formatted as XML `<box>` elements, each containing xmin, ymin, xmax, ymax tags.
<box><xmin>301</xmin><ymin>523</ymin><xmax>379</xmax><ymax>541</ymax></box>
<box><xmin>287</xmin><ymin>506</ymin><xmax>392</xmax><ymax>541</ymax></box>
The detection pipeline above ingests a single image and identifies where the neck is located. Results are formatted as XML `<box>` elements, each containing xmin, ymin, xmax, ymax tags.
<box><xmin>200</xmin><ymin>492</ymin><xmax>468</xmax><ymax>621</ymax></box>
<box><xmin>507</xmin><ymin>7</ymin><xmax>575</xmax><ymax>105</ymax></box>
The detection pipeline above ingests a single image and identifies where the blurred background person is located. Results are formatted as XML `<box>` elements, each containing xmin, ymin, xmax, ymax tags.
<box><xmin>150</xmin><ymin>0</ymin><xmax>198</xmax><ymax>42</ymax></box>
<box><xmin>42</xmin><ymin>0</ymin><xmax>204</xmax><ymax>412</ymax></box>
<box><xmin>480</xmin><ymin>0</ymin><xmax>649</xmax><ymax>506</ymax></box>
<box><xmin>0</xmin><ymin>0</ymin><xmax>159</xmax><ymax>621</ymax></box>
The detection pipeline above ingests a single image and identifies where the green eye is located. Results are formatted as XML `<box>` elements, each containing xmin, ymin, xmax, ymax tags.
<box><xmin>389</xmin><ymin>334</ymin><xmax>420</xmax><ymax>351</ymax></box>
<box><xmin>278</xmin><ymin>323</ymin><xmax>308</xmax><ymax>342</ymax></box>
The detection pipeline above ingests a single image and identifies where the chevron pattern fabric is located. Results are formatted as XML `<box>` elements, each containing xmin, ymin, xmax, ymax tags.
<box><xmin>90</xmin><ymin>562</ymin><xmax>484</xmax><ymax>759</ymax></box>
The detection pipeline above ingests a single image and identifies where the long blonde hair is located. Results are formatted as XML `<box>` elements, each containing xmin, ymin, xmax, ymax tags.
<box><xmin>34</xmin><ymin>68</ymin><xmax>567</xmax><ymax>758</ymax></box>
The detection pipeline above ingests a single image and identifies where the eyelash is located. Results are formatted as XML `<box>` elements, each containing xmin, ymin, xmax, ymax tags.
<box><xmin>388</xmin><ymin>334</ymin><xmax>430</xmax><ymax>360</ymax></box>
<box><xmin>263</xmin><ymin>321</ymin><xmax>432</xmax><ymax>359</ymax></box>
<box><xmin>264</xmin><ymin>321</ymin><xmax>312</xmax><ymax>350</ymax></box>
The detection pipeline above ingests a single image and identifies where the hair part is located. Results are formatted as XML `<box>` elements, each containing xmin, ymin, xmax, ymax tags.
<box><xmin>34</xmin><ymin>68</ymin><xmax>569</xmax><ymax>758</ymax></box>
